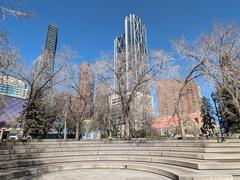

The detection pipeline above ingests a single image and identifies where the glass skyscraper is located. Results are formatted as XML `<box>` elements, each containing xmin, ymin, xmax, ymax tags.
<box><xmin>114</xmin><ymin>14</ymin><xmax>148</xmax><ymax>93</ymax></box>
<box><xmin>42</xmin><ymin>24</ymin><xmax>58</xmax><ymax>77</ymax></box>
<box><xmin>44</xmin><ymin>24</ymin><xmax>58</xmax><ymax>70</ymax></box>
<box><xmin>34</xmin><ymin>24</ymin><xmax>58</xmax><ymax>91</ymax></box>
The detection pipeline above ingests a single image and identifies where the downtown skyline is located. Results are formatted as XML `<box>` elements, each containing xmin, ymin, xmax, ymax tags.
<box><xmin>0</xmin><ymin>2</ymin><xmax>240</xmax><ymax>179</ymax></box>
<box><xmin>1</xmin><ymin>0</ymin><xmax>240</xmax><ymax>104</ymax></box>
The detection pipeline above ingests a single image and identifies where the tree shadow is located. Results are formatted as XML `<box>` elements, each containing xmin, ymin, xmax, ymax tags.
<box><xmin>0</xmin><ymin>140</ymin><xmax>47</xmax><ymax>179</ymax></box>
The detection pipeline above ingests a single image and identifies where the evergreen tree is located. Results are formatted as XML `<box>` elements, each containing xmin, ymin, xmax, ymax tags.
<box><xmin>19</xmin><ymin>92</ymin><xmax>46</xmax><ymax>138</ymax></box>
<box><xmin>200</xmin><ymin>96</ymin><xmax>216</xmax><ymax>135</ymax></box>
<box><xmin>217</xmin><ymin>88</ymin><xmax>240</xmax><ymax>133</ymax></box>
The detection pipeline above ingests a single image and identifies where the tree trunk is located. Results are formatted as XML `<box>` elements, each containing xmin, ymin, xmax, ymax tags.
<box><xmin>57</xmin><ymin>129</ymin><xmax>61</xmax><ymax>139</ymax></box>
<box><xmin>20</xmin><ymin>121</ymin><xmax>25</xmax><ymax>137</ymax></box>
<box><xmin>121</xmin><ymin>123</ymin><xmax>125</xmax><ymax>138</ymax></box>
<box><xmin>122</xmin><ymin>109</ymin><xmax>130</xmax><ymax>139</ymax></box>
<box><xmin>125</xmin><ymin>119</ymin><xmax>130</xmax><ymax>139</ymax></box>
<box><xmin>75</xmin><ymin>122</ymin><xmax>79</xmax><ymax>141</ymax></box>
<box><xmin>64</xmin><ymin>117</ymin><xmax>67</xmax><ymax>141</ymax></box>
<box><xmin>43</xmin><ymin>129</ymin><xmax>48</xmax><ymax>139</ymax></box>
<box><xmin>179</xmin><ymin>118</ymin><xmax>185</xmax><ymax>139</ymax></box>
<box><xmin>108</xmin><ymin>118</ymin><xmax>112</xmax><ymax>138</ymax></box>
<box><xmin>109</xmin><ymin>130</ymin><xmax>112</xmax><ymax>138</ymax></box>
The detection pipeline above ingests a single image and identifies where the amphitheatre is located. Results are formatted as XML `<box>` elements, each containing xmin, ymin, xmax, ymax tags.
<box><xmin>0</xmin><ymin>139</ymin><xmax>240</xmax><ymax>180</ymax></box>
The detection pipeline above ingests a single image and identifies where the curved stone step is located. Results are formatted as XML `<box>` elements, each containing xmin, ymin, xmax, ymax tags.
<box><xmin>0</xmin><ymin>155</ymin><xmax>239</xmax><ymax>170</ymax></box>
<box><xmin>0</xmin><ymin>141</ymin><xmax>239</xmax><ymax>180</ymax></box>
<box><xmin>2</xmin><ymin>150</ymin><xmax>240</xmax><ymax>161</ymax></box>
<box><xmin>0</xmin><ymin>161</ymin><xmax>233</xmax><ymax>180</ymax></box>
<box><xmin>0</xmin><ymin>150</ymin><xmax>206</xmax><ymax>161</ymax></box>
<box><xmin>3</xmin><ymin>142</ymin><xmax>240</xmax><ymax>149</ymax></box>
<box><xmin>2</xmin><ymin>145</ymin><xmax>240</xmax><ymax>155</ymax></box>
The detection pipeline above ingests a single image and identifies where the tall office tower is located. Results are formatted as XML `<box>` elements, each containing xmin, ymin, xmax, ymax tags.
<box><xmin>34</xmin><ymin>24</ymin><xmax>58</xmax><ymax>86</ymax></box>
<box><xmin>114</xmin><ymin>35</ymin><xmax>126</xmax><ymax>91</ymax></box>
<box><xmin>78</xmin><ymin>61</ymin><xmax>94</xmax><ymax>118</ymax></box>
<box><xmin>44</xmin><ymin>24</ymin><xmax>58</xmax><ymax>63</ymax></box>
<box><xmin>114</xmin><ymin>14</ymin><xmax>148</xmax><ymax>93</ymax></box>
<box><xmin>42</xmin><ymin>24</ymin><xmax>58</xmax><ymax>78</ymax></box>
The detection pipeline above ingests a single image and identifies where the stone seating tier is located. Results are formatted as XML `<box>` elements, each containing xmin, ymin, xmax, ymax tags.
<box><xmin>0</xmin><ymin>140</ymin><xmax>239</xmax><ymax>180</ymax></box>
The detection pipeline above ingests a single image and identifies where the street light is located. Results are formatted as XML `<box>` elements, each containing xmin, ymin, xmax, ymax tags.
<box><xmin>211</xmin><ymin>92</ymin><xmax>225</xmax><ymax>142</ymax></box>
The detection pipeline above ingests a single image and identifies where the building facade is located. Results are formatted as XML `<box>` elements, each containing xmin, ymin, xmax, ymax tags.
<box><xmin>0</xmin><ymin>96</ymin><xmax>27</xmax><ymax>127</ymax></box>
<box><xmin>43</xmin><ymin>24</ymin><xmax>58</xmax><ymax>78</ymax></box>
<box><xmin>109</xmin><ymin>92</ymin><xmax>154</xmax><ymax>137</ymax></box>
<box><xmin>114</xmin><ymin>14</ymin><xmax>148</xmax><ymax>93</ymax></box>
<box><xmin>78</xmin><ymin>61</ymin><xmax>94</xmax><ymax>118</ymax></box>
<box><xmin>0</xmin><ymin>75</ymin><xmax>28</xmax><ymax>126</ymax></box>
<box><xmin>152</xmin><ymin>79</ymin><xmax>202</xmax><ymax>134</ymax></box>
<box><xmin>157</xmin><ymin>79</ymin><xmax>201</xmax><ymax>116</ymax></box>
<box><xmin>34</xmin><ymin>24</ymin><xmax>58</xmax><ymax>86</ymax></box>
<box><xmin>0</xmin><ymin>75</ymin><xmax>28</xmax><ymax>99</ymax></box>
<box><xmin>44</xmin><ymin>24</ymin><xmax>58</xmax><ymax>64</ymax></box>
<box><xmin>94</xmin><ymin>83</ymin><xmax>111</xmax><ymax>123</ymax></box>
<box><xmin>110</xmin><ymin>14</ymin><xmax>152</xmax><ymax>136</ymax></box>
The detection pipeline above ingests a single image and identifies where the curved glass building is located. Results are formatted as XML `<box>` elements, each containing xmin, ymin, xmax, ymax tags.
<box><xmin>0</xmin><ymin>75</ymin><xmax>28</xmax><ymax>126</ymax></box>
<box><xmin>114</xmin><ymin>14</ymin><xmax>148</xmax><ymax>93</ymax></box>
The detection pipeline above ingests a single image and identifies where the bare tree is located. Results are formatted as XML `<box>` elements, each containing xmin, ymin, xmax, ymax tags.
<box><xmin>17</xmin><ymin>47</ymin><xmax>70</xmax><ymax>136</ymax></box>
<box><xmin>128</xmin><ymin>92</ymin><xmax>154</xmax><ymax>138</ymax></box>
<box><xmin>0</xmin><ymin>0</ymin><xmax>32</xmax><ymax>20</ymax></box>
<box><xmin>93</xmin><ymin>82</ymin><xmax>116</xmax><ymax>138</ymax></box>
<box><xmin>0</xmin><ymin>31</ymin><xmax>22</xmax><ymax>74</ymax></box>
<box><xmin>48</xmin><ymin>92</ymin><xmax>66</xmax><ymax>138</ymax></box>
<box><xmin>0</xmin><ymin>31</ymin><xmax>23</xmax><ymax>111</ymax></box>
<box><xmin>173</xmin><ymin>21</ymin><xmax>240</xmax><ymax>136</ymax></box>
<box><xmin>57</xmin><ymin>47</ymin><xmax>94</xmax><ymax>140</ymax></box>
<box><xmin>18</xmin><ymin>54</ymin><xmax>63</xmax><ymax>106</ymax></box>
<box><xmin>0</xmin><ymin>0</ymin><xmax>31</xmax><ymax>111</ymax></box>
<box><xmin>93</xmin><ymin>49</ymin><xmax>176</xmax><ymax>139</ymax></box>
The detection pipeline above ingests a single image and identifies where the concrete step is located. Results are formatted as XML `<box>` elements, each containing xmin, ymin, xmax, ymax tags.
<box><xmin>0</xmin><ymin>143</ymin><xmax>206</xmax><ymax>149</ymax></box>
<box><xmin>1</xmin><ymin>150</ymin><xmax>240</xmax><ymax>161</ymax></box>
<box><xmin>2</xmin><ymin>145</ymin><xmax>240</xmax><ymax>155</ymax></box>
<box><xmin>0</xmin><ymin>155</ymin><xmax>239</xmax><ymax>170</ymax></box>
<box><xmin>2</xmin><ymin>141</ymin><xmax>240</xmax><ymax>148</ymax></box>
<box><xmin>0</xmin><ymin>147</ymin><xmax>208</xmax><ymax>154</ymax></box>
<box><xmin>0</xmin><ymin>150</ymin><xmax>205</xmax><ymax>161</ymax></box>
<box><xmin>0</xmin><ymin>141</ymin><xmax>239</xmax><ymax>180</ymax></box>
<box><xmin>0</xmin><ymin>161</ymin><xmax>234</xmax><ymax>180</ymax></box>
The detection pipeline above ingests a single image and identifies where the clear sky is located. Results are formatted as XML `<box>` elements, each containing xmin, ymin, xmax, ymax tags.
<box><xmin>2</xmin><ymin>0</ymin><xmax>240</xmax><ymax>111</ymax></box>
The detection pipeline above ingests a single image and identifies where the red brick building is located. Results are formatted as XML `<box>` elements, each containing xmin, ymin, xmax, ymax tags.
<box><xmin>78</xmin><ymin>61</ymin><xmax>94</xmax><ymax>118</ymax></box>
<box><xmin>152</xmin><ymin>79</ymin><xmax>202</xmax><ymax>134</ymax></box>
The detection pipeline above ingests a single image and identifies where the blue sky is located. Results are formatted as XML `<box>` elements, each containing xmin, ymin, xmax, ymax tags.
<box><xmin>2</xmin><ymin>0</ymin><xmax>240</xmax><ymax>112</ymax></box>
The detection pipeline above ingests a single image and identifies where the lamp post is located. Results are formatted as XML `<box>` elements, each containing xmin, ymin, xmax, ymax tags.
<box><xmin>211</xmin><ymin>92</ymin><xmax>225</xmax><ymax>142</ymax></box>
